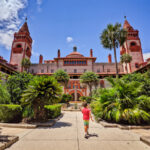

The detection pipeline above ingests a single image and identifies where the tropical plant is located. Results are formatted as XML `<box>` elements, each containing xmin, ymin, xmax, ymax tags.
<box><xmin>53</xmin><ymin>69</ymin><xmax>69</xmax><ymax>88</ymax></box>
<box><xmin>100</xmin><ymin>23</ymin><xmax>127</xmax><ymax>78</ymax></box>
<box><xmin>122</xmin><ymin>72</ymin><xmax>150</xmax><ymax>97</ymax></box>
<box><xmin>7</xmin><ymin>72</ymin><xmax>33</xmax><ymax>104</ymax></box>
<box><xmin>91</xmin><ymin>77</ymin><xmax>150</xmax><ymax>125</ymax></box>
<box><xmin>21</xmin><ymin>76</ymin><xmax>62</xmax><ymax>121</ymax></box>
<box><xmin>120</xmin><ymin>54</ymin><xmax>132</xmax><ymax>73</ymax></box>
<box><xmin>80</xmin><ymin>71</ymin><xmax>99</xmax><ymax>96</ymax></box>
<box><xmin>61</xmin><ymin>94</ymin><xmax>72</xmax><ymax>103</ymax></box>
<box><xmin>79</xmin><ymin>96</ymin><xmax>93</xmax><ymax>103</ymax></box>
<box><xmin>21</xmin><ymin>58</ymin><xmax>31</xmax><ymax>72</ymax></box>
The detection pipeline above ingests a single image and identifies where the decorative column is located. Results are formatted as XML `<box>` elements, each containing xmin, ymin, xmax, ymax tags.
<box><xmin>74</xmin><ymin>83</ymin><xmax>77</xmax><ymax>101</ymax></box>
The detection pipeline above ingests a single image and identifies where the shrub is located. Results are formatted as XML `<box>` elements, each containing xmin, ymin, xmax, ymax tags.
<box><xmin>61</xmin><ymin>94</ymin><xmax>72</xmax><ymax>103</ymax></box>
<box><xmin>22</xmin><ymin>106</ymin><xmax>34</xmax><ymax>119</ymax></box>
<box><xmin>45</xmin><ymin>104</ymin><xmax>61</xmax><ymax>119</ymax></box>
<box><xmin>91</xmin><ymin>77</ymin><xmax>150</xmax><ymax>125</ymax></box>
<box><xmin>90</xmin><ymin>101</ymin><xmax>103</xmax><ymax>120</ymax></box>
<box><xmin>138</xmin><ymin>95</ymin><xmax>150</xmax><ymax>113</ymax></box>
<box><xmin>7</xmin><ymin>72</ymin><xmax>33</xmax><ymax>104</ymax></box>
<box><xmin>0</xmin><ymin>83</ymin><xmax>10</xmax><ymax>104</ymax></box>
<box><xmin>0</xmin><ymin>104</ymin><xmax>22</xmax><ymax>123</ymax></box>
<box><xmin>79</xmin><ymin>96</ymin><xmax>92</xmax><ymax>103</ymax></box>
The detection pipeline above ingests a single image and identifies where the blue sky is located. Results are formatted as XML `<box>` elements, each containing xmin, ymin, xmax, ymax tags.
<box><xmin>0</xmin><ymin>0</ymin><xmax>150</xmax><ymax>63</ymax></box>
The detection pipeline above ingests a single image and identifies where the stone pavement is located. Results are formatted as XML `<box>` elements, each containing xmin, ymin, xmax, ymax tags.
<box><xmin>5</xmin><ymin>111</ymin><xmax>150</xmax><ymax>150</ymax></box>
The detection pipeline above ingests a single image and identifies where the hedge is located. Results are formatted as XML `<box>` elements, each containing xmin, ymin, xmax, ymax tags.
<box><xmin>45</xmin><ymin>104</ymin><xmax>61</xmax><ymax>119</ymax></box>
<box><xmin>0</xmin><ymin>104</ymin><xmax>22</xmax><ymax>123</ymax></box>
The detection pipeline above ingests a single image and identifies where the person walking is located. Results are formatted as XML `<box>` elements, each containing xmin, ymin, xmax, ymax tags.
<box><xmin>81</xmin><ymin>102</ymin><xmax>93</xmax><ymax>138</ymax></box>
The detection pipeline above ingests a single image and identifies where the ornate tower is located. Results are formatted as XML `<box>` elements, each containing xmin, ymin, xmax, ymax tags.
<box><xmin>120</xmin><ymin>17</ymin><xmax>144</xmax><ymax>73</ymax></box>
<box><xmin>10</xmin><ymin>19</ymin><xmax>32</xmax><ymax>72</ymax></box>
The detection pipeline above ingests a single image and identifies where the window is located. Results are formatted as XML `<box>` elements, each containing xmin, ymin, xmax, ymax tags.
<box><xmin>68</xmin><ymin>83</ymin><xmax>71</xmax><ymax>89</ymax></box>
<box><xmin>74</xmin><ymin>69</ymin><xmax>77</xmax><ymax>73</ymax></box>
<box><xmin>97</xmin><ymin>69</ymin><xmax>100</xmax><ymax>73</ymax></box>
<box><xmin>51</xmin><ymin>69</ymin><xmax>54</xmax><ymax>73</ymax></box>
<box><xmin>41</xmin><ymin>69</ymin><xmax>44</xmax><ymax>73</ymax></box>
<box><xmin>31</xmin><ymin>69</ymin><xmax>34</xmax><ymax>74</ymax></box>
<box><xmin>130</xmin><ymin>42</ymin><xmax>136</xmax><ymax>46</ymax></box>
<box><xmin>84</xmin><ymin>69</ymin><xmax>87</xmax><ymax>73</ymax></box>
<box><xmin>16</xmin><ymin>44</ymin><xmax>22</xmax><ymax>48</ymax></box>
<box><xmin>107</xmin><ymin>69</ymin><xmax>110</xmax><ymax>72</ymax></box>
<box><xmin>135</xmin><ymin>63</ymin><xmax>139</xmax><ymax>68</ymax></box>
<box><xmin>64</xmin><ymin>69</ymin><xmax>67</xmax><ymax>72</ymax></box>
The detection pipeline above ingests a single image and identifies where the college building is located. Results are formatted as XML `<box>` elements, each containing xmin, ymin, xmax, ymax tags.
<box><xmin>2</xmin><ymin>18</ymin><xmax>149</xmax><ymax>99</ymax></box>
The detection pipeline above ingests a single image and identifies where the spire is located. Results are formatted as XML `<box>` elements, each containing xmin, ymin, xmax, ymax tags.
<box><xmin>123</xmin><ymin>16</ymin><xmax>133</xmax><ymax>30</ymax></box>
<box><xmin>18</xmin><ymin>17</ymin><xmax>30</xmax><ymax>34</ymax></box>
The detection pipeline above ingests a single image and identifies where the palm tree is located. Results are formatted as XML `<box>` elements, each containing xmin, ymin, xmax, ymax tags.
<box><xmin>100</xmin><ymin>23</ymin><xmax>127</xmax><ymax>78</ymax></box>
<box><xmin>21</xmin><ymin>76</ymin><xmax>62</xmax><ymax>121</ymax></box>
<box><xmin>21</xmin><ymin>58</ymin><xmax>31</xmax><ymax>72</ymax></box>
<box><xmin>80</xmin><ymin>71</ymin><xmax>99</xmax><ymax>96</ymax></box>
<box><xmin>120</xmin><ymin>54</ymin><xmax>132</xmax><ymax>74</ymax></box>
<box><xmin>53</xmin><ymin>69</ymin><xmax>69</xmax><ymax>88</ymax></box>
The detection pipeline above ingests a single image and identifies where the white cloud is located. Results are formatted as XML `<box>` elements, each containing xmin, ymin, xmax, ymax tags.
<box><xmin>36</xmin><ymin>0</ymin><xmax>42</xmax><ymax>5</ymax></box>
<box><xmin>0</xmin><ymin>0</ymin><xmax>28</xmax><ymax>50</ymax></box>
<box><xmin>66</xmin><ymin>37</ymin><xmax>73</xmax><ymax>43</ymax></box>
<box><xmin>32</xmin><ymin>50</ymin><xmax>40</xmax><ymax>57</ymax></box>
<box><xmin>143</xmin><ymin>53</ymin><xmax>150</xmax><ymax>61</ymax></box>
<box><xmin>36</xmin><ymin>0</ymin><xmax>43</xmax><ymax>12</ymax></box>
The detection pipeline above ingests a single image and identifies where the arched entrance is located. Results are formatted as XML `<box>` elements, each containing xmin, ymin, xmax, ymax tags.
<box><xmin>69</xmin><ymin>90</ymin><xmax>83</xmax><ymax>101</ymax></box>
<box><xmin>71</xmin><ymin>93</ymin><xmax>81</xmax><ymax>101</ymax></box>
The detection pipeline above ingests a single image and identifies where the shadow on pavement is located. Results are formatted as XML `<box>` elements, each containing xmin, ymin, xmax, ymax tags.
<box><xmin>52</xmin><ymin>121</ymin><xmax>72</xmax><ymax>128</ymax></box>
<box><xmin>87</xmin><ymin>133</ymin><xmax>98</xmax><ymax>139</ymax></box>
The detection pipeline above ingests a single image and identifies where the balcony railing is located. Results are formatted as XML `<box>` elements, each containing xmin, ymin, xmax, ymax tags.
<box><xmin>130</xmin><ymin>45</ymin><xmax>140</xmax><ymax>52</ymax></box>
<box><xmin>13</xmin><ymin>48</ymin><xmax>23</xmax><ymax>53</ymax></box>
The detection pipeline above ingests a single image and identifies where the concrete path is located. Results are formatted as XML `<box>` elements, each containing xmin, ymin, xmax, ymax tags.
<box><xmin>6</xmin><ymin>111</ymin><xmax>150</xmax><ymax>150</ymax></box>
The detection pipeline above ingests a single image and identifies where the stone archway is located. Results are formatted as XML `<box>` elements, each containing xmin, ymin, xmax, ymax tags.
<box><xmin>69</xmin><ymin>90</ymin><xmax>83</xmax><ymax>101</ymax></box>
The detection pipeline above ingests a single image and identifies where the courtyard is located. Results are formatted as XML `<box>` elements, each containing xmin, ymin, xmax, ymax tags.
<box><xmin>3</xmin><ymin>111</ymin><xmax>150</xmax><ymax>150</ymax></box>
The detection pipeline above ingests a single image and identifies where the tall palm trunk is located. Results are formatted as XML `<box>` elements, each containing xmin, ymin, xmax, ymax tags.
<box><xmin>126</xmin><ymin>63</ymin><xmax>128</xmax><ymax>74</ymax></box>
<box><xmin>89</xmin><ymin>85</ymin><xmax>92</xmax><ymax>96</ymax></box>
<box><xmin>113</xmin><ymin>43</ymin><xmax>118</xmax><ymax>78</ymax></box>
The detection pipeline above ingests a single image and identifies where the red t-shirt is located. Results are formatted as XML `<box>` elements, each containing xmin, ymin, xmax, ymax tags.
<box><xmin>82</xmin><ymin>108</ymin><xmax>90</xmax><ymax>120</ymax></box>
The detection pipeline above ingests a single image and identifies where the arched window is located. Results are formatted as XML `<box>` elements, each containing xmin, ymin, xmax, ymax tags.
<box><xmin>16</xmin><ymin>44</ymin><xmax>22</xmax><ymax>48</ymax></box>
<box><xmin>130</xmin><ymin>42</ymin><xmax>136</xmax><ymax>47</ymax></box>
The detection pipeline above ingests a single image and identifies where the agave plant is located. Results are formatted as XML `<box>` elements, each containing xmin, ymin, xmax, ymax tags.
<box><xmin>21</xmin><ymin>76</ymin><xmax>62</xmax><ymax>121</ymax></box>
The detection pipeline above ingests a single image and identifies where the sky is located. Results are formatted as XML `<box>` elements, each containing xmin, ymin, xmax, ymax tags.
<box><xmin>0</xmin><ymin>0</ymin><xmax>150</xmax><ymax>63</ymax></box>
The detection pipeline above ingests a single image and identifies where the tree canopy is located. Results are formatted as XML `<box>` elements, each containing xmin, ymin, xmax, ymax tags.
<box><xmin>80</xmin><ymin>71</ymin><xmax>99</xmax><ymax>96</ymax></box>
<box><xmin>53</xmin><ymin>69</ymin><xmax>69</xmax><ymax>87</ymax></box>
<box><xmin>100</xmin><ymin>23</ymin><xmax>127</xmax><ymax>77</ymax></box>
<box><xmin>21</xmin><ymin>58</ymin><xmax>31</xmax><ymax>72</ymax></box>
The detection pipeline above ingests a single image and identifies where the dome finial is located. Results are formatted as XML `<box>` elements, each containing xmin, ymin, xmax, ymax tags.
<box><xmin>73</xmin><ymin>46</ymin><xmax>77</xmax><ymax>52</ymax></box>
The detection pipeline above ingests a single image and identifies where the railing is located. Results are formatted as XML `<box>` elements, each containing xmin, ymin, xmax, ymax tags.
<box><xmin>13</xmin><ymin>48</ymin><xmax>23</xmax><ymax>53</ymax></box>
<box><xmin>130</xmin><ymin>45</ymin><xmax>140</xmax><ymax>52</ymax></box>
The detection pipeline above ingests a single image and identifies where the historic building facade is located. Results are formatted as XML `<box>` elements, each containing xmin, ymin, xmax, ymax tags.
<box><xmin>9</xmin><ymin>18</ymin><xmax>148</xmax><ymax>99</ymax></box>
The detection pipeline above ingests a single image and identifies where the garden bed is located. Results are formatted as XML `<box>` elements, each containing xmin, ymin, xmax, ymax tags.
<box><xmin>99</xmin><ymin>120</ymin><xmax>150</xmax><ymax>130</ymax></box>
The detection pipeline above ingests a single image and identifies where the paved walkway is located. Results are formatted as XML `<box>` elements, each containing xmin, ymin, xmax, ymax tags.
<box><xmin>6</xmin><ymin>111</ymin><xmax>150</xmax><ymax>150</ymax></box>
